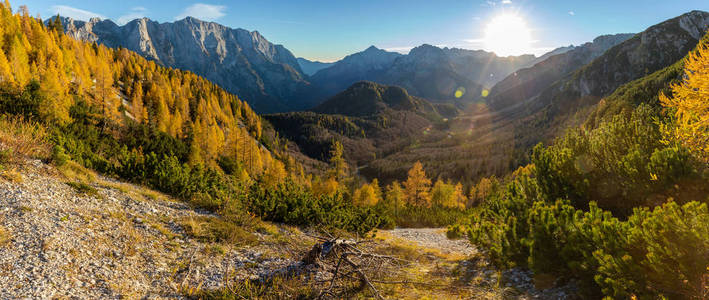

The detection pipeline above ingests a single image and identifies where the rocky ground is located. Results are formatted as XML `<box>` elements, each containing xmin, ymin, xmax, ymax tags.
<box><xmin>0</xmin><ymin>159</ymin><xmax>312</xmax><ymax>299</ymax></box>
<box><xmin>0</xmin><ymin>158</ymin><xmax>577</xmax><ymax>299</ymax></box>
<box><xmin>383</xmin><ymin>228</ymin><xmax>476</xmax><ymax>256</ymax></box>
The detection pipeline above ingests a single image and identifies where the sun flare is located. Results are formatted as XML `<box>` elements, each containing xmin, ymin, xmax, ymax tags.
<box><xmin>483</xmin><ymin>14</ymin><xmax>533</xmax><ymax>57</ymax></box>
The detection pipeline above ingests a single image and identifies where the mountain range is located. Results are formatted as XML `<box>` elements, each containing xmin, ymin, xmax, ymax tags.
<box><xmin>489</xmin><ymin>10</ymin><xmax>709</xmax><ymax>150</ymax></box>
<box><xmin>59</xmin><ymin>16</ymin><xmax>310</xmax><ymax>113</ymax></box>
<box><xmin>59</xmin><ymin>15</ymin><xmax>547</xmax><ymax>112</ymax></box>
<box><xmin>54</xmin><ymin>10</ymin><xmax>709</xmax><ymax>183</ymax></box>
<box><xmin>308</xmin><ymin>44</ymin><xmax>539</xmax><ymax>104</ymax></box>
<box><xmin>357</xmin><ymin>10</ymin><xmax>709</xmax><ymax>183</ymax></box>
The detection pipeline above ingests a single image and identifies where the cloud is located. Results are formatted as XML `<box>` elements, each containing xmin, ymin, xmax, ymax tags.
<box><xmin>483</xmin><ymin>0</ymin><xmax>511</xmax><ymax>6</ymax></box>
<box><xmin>568</xmin><ymin>11</ymin><xmax>575</xmax><ymax>16</ymax></box>
<box><xmin>117</xmin><ymin>7</ymin><xmax>148</xmax><ymax>25</ymax></box>
<box><xmin>50</xmin><ymin>5</ymin><xmax>106</xmax><ymax>21</ymax></box>
<box><xmin>175</xmin><ymin>3</ymin><xmax>226</xmax><ymax>21</ymax></box>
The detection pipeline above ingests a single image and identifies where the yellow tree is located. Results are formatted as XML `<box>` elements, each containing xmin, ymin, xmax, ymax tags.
<box><xmin>0</xmin><ymin>48</ymin><xmax>13</xmax><ymax>84</ymax></box>
<box><xmin>328</xmin><ymin>140</ymin><xmax>348</xmax><ymax>181</ymax></box>
<box><xmin>312</xmin><ymin>176</ymin><xmax>339</xmax><ymax>198</ymax></box>
<box><xmin>431</xmin><ymin>179</ymin><xmax>452</xmax><ymax>207</ymax></box>
<box><xmin>353</xmin><ymin>182</ymin><xmax>380</xmax><ymax>206</ymax></box>
<box><xmin>130</xmin><ymin>81</ymin><xmax>144</xmax><ymax>123</ymax></box>
<box><xmin>39</xmin><ymin>61</ymin><xmax>71</xmax><ymax>123</ymax></box>
<box><xmin>431</xmin><ymin>179</ymin><xmax>465</xmax><ymax>208</ymax></box>
<box><xmin>262</xmin><ymin>160</ymin><xmax>287</xmax><ymax>188</ymax></box>
<box><xmin>469</xmin><ymin>176</ymin><xmax>497</xmax><ymax>206</ymax></box>
<box><xmin>7</xmin><ymin>35</ymin><xmax>30</xmax><ymax>86</ymax></box>
<box><xmin>370</xmin><ymin>178</ymin><xmax>382</xmax><ymax>201</ymax></box>
<box><xmin>385</xmin><ymin>181</ymin><xmax>405</xmax><ymax>216</ymax></box>
<box><xmin>93</xmin><ymin>51</ymin><xmax>117</xmax><ymax>124</ymax></box>
<box><xmin>452</xmin><ymin>183</ymin><xmax>467</xmax><ymax>209</ymax></box>
<box><xmin>660</xmin><ymin>37</ymin><xmax>709</xmax><ymax>163</ymax></box>
<box><xmin>403</xmin><ymin>161</ymin><xmax>432</xmax><ymax>207</ymax></box>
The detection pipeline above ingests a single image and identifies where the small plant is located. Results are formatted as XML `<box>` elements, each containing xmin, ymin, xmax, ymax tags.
<box><xmin>0</xmin><ymin>168</ymin><xmax>23</xmax><ymax>182</ymax></box>
<box><xmin>180</xmin><ymin>216</ymin><xmax>258</xmax><ymax>246</ymax></box>
<box><xmin>66</xmin><ymin>181</ymin><xmax>99</xmax><ymax>197</ymax></box>
<box><xmin>0</xmin><ymin>149</ymin><xmax>12</xmax><ymax>165</ymax></box>
<box><xmin>51</xmin><ymin>145</ymin><xmax>69</xmax><ymax>167</ymax></box>
<box><xmin>446</xmin><ymin>224</ymin><xmax>468</xmax><ymax>240</ymax></box>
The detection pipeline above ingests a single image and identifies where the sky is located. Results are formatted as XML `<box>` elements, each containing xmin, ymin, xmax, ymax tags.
<box><xmin>14</xmin><ymin>0</ymin><xmax>709</xmax><ymax>62</ymax></box>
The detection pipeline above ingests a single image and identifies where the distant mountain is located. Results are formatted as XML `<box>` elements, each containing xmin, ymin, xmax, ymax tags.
<box><xmin>441</xmin><ymin>47</ymin><xmax>536</xmax><ymax>87</ymax></box>
<box><xmin>266</xmin><ymin>81</ymin><xmax>453</xmax><ymax>165</ymax></box>
<box><xmin>531</xmin><ymin>45</ymin><xmax>575</xmax><ymax>65</ymax></box>
<box><xmin>356</xmin><ymin>11</ymin><xmax>709</xmax><ymax>185</ymax></box>
<box><xmin>491</xmin><ymin>10</ymin><xmax>709</xmax><ymax>152</ymax></box>
<box><xmin>296</xmin><ymin>58</ymin><xmax>334</xmax><ymax>76</ymax></box>
<box><xmin>308</xmin><ymin>46</ymin><xmax>403</xmax><ymax>100</ymax></box>
<box><xmin>309</xmin><ymin>44</ymin><xmax>537</xmax><ymax>104</ymax></box>
<box><xmin>58</xmin><ymin>16</ymin><xmax>309</xmax><ymax>113</ymax></box>
<box><xmin>312</xmin><ymin>81</ymin><xmax>439</xmax><ymax>118</ymax></box>
<box><xmin>375</xmin><ymin>44</ymin><xmax>485</xmax><ymax>103</ymax></box>
<box><xmin>487</xmin><ymin>33</ymin><xmax>635</xmax><ymax>112</ymax></box>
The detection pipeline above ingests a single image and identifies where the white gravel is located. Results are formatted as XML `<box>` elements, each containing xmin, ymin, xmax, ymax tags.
<box><xmin>0</xmin><ymin>159</ymin><xmax>302</xmax><ymax>299</ymax></box>
<box><xmin>383</xmin><ymin>228</ymin><xmax>476</xmax><ymax>256</ymax></box>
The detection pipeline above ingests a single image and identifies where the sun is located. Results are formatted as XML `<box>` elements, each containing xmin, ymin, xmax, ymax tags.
<box><xmin>483</xmin><ymin>14</ymin><xmax>533</xmax><ymax>57</ymax></box>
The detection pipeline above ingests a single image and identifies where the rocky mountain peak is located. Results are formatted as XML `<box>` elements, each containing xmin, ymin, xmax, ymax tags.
<box><xmin>677</xmin><ymin>10</ymin><xmax>709</xmax><ymax>40</ymax></box>
<box><xmin>59</xmin><ymin>16</ymin><xmax>308</xmax><ymax>113</ymax></box>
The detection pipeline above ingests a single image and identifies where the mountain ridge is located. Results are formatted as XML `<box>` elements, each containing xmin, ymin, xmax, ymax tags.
<box><xmin>309</xmin><ymin>44</ymin><xmax>539</xmax><ymax>104</ymax></box>
<box><xmin>58</xmin><ymin>16</ymin><xmax>309</xmax><ymax>113</ymax></box>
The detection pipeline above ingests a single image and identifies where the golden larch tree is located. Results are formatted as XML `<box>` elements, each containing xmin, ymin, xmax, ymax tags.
<box><xmin>660</xmin><ymin>36</ymin><xmax>709</xmax><ymax>163</ymax></box>
<box><xmin>403</xmin><ymin>161</ymin><xmax>432</xmax><ymax>207</ymax></box>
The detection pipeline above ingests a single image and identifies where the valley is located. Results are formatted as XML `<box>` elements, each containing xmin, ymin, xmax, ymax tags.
<box><xmin>0</xmin><ymin>1</ymin><xmax>707</xmax><ymax>299</ymax></box>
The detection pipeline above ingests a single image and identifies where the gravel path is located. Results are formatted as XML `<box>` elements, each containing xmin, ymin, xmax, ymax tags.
<box><xmin>383</xmin><ymin>228</ymin><xmax>476</xmax><ymax>256</ymax></box>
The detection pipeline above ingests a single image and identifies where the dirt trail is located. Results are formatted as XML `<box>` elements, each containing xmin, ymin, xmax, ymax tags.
<box><xmin>382</xmin><ymin>228</ymin><xmax>475</xmax><ymax>256</ymax></box>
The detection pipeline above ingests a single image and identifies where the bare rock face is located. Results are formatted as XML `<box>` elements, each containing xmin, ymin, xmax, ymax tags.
<box><xmin>59</xmin><ymin>16</ymin><xmax>308</xmax><ymax>113</ymax></box>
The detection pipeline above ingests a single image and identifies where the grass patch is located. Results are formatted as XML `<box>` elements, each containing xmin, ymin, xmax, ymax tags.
<box><xmin>66</xmin><ymin>181</ymin><xmax>99</xmax><ymax>197</ymax></box>
<box><xmin>0</xmin><ymin>225</ymin><xmax>10</xmax><ymax>247</ymax></box>
<box><xmin>180</xmin><ymin>216</ymin><xmax>258</xmax><ymax>246</ymax></box>
<box><xmin>192</xmin><ymin>274</ymin><xmax>319</xmax><ymax>299</ymax></box>
<box><xmin>57</xmin><ymin>160</ymin><xmax>97</xmax><ymax>183</ymax></box>
<box><xmin>0</xmin><ymin>115</ymin><xmax>50</xmax><ymax>163</ymax></box>
<box><xmin>0</xmin><ymin>168</ymin><xmax>23</xmax><ymax>182</ymax></box>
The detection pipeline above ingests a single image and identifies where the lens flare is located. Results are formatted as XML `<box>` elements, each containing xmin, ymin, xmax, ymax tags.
<box><xmin>483</xmin><ymin>14</ymin><xmax>533</xmax><ymax>57</ymax></box>
<box><xmin>455</xmin><ymin>87</ymin><xmax>466</xmax><ymax>98</ymax></box>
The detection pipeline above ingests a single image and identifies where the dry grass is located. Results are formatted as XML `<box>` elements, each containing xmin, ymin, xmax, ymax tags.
<box><xmin>57</xmin><ymin>161</ymin><xmax>97</xmax><ymax>183</ymax></box>
<box><xmin>98</xmin><ymin>179</ymin><xmax>169</xmax><ymax>203</ymax></box>
<box><xmin>0</xmin><ymin>116</ymin><xmax>50</xmax><ymax>163</ymax></box>
<box><xmin>180</xmin><ymin>216</ymin><xmax>258</xmax><ymax>247</ymax></box>
<box><xmin>0</xmin><ymin>225</ymin><xmax>10</xmax><ymax>247</ymax></box>
<box><xmin>0</xmin><ymin>167</ymin><xmax>23</xmax><ymax>182</ymax></box>
<box><xmin>120</xmin><ymin>220</ymin><xmax>143</xmax><ymax>257</ymax></box>
<box><xmin>66</xmin><ymin>181</ymin><xmax>100</xmax><ymax>197</ymax></box>
<box><xmin>367</xmin><ymin>231</ymin><xmax>511</xmax><ymax>299</ymax></box>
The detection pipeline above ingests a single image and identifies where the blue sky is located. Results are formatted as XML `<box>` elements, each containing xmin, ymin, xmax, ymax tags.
<box><xmin>15</xmin><ymin>0</ymin><xmax>709</xmax><ymax>62</ymax></box>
